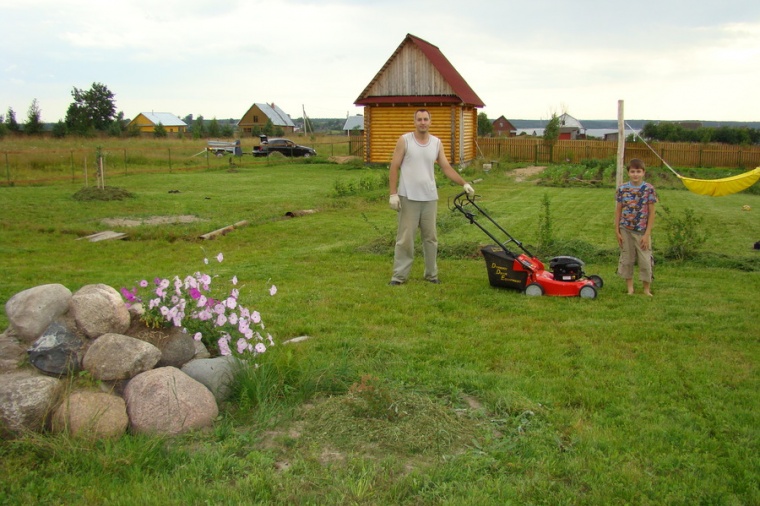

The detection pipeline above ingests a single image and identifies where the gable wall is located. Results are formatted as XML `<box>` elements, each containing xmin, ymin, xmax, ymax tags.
<box><xmin>366</xmin><ymin>45</ymin><xmax>456</xmax><ymax>97</ymax></box>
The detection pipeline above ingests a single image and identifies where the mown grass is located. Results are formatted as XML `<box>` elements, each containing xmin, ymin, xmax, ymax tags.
<box><xmin>0</xmin><ymin>159</ymin><xmax>758</xmax><ymax>505</ymax></box>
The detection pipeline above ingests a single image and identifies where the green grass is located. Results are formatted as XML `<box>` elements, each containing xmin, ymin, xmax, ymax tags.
<box><xmin>1</xmin><ymin>162</ymin><xmax>759</xmax><ymax>504</ymax></box>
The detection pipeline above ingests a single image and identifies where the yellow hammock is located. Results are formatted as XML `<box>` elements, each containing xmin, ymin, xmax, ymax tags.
<box><xmin>628</xmin><ymin>124</ymin><xmax>760</xmax><ymax>197</ymax></box>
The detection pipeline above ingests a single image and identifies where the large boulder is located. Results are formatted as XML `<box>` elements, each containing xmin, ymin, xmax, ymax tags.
<box><xmin>156</xmin><ymin>332</ymin><xmax>197</xmax><ymax>368</ymax></box>
<box><xmin>4</xmin><ymin>284</ymin><xmax>72</xmax><ymax>342</ymax></box>
<box><xmin>27</xmin><ymin>322</ymin><xmax>85</xmax><ymax>377</ymax></box>
<box><xmin>181</xmin><ymin>356</ymin><xmax>241</xmax><ymax>402</ymax></box>
<box><xmin>0</xmin><ymin>371</ymin><xmax>61</xmax><ymax>437</ymax></box>
<box><xmin>82</xmin><ymin>333</ymin><xmax>161</xmax><ymax>381</ymax></box>
<box><xmin>123</xmin><ymin>367</ymin><xmax>218</xmax><ymax>435</ymax></box>
<box><xmin>70</xmin><ymin>284</ymin><xmax>130</xmax><ymax>339</ymax></box>
<box><xmin>51</xmin><ymin>391</ymin><xmax>128</xmax><ymax>439</ymax></box>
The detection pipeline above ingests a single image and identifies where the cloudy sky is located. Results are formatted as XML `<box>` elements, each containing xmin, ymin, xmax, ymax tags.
<box><xmin>2</xmin><ymin>0</ymin><xmax>759</xmax><ymax>124</ymax></box>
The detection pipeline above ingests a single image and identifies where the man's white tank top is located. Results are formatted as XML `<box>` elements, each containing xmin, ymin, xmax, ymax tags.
<box><xmin>397</xmin><ymin>132</ymin><xmax>440</xmax><ymax>201</ymax></box>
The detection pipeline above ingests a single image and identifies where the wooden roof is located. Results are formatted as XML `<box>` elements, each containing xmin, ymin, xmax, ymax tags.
<box><xmin>355</xmin><ymin>33</ymin><xmax>484</xmax><ymax>107</ymax></box>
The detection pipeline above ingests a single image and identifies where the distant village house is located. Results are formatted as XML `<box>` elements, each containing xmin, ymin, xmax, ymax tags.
<box><xmin>128</xmin><ymin>112</ymin><xmax>187</xmax><ymax>134</ymax></box>
<box><xmin>237</xmin><ymin>103</ymin><xmax>296</xmax><ymax>136</ymax></box>
<box><xmin>343</xmin><ymin>115</ymin><xmax>364</xmax><ymax>136</ymax></box>
<box><xmin>558</xmin><ymin>113</ymin><xmax>585</xmax><ymax>140</ymax></box>
<box><xmin>492</xmin><ymin>115</ymin><xmax>517</xmax><ymax>137</ymax></box>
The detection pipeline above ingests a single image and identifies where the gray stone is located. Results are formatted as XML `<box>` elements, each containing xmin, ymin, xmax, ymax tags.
<box><xmin>4</xmin><ymin>284</ymin><xmax>72</xmax><ymax>342</ymax></box>
<box><xmin>0</xmin><ymin>371</ymin><xmax>61</xmax><ymax>437</ymax></box>
<box><xmin>124</xmin><ymin>367</ymin><xmax>218</xmax><ymax>435</ymax></box>
<box><xmin>192</xmin><ymin>339</ymin><xmax>211</xmax><ymax>359</ymax></box>
<box><xmin>82</xmin><ymin>333</ymin><xmax>161</xmax><ymax>381</ymax></box>
<box><xmin>181</xmin><ymin>356</ymin><xmax>242</xmax><ymax>402</ymax></box>
<box><xmin>51</xmin><ymin>390</ymin><xmax>128</xmax><ymax>439</ymax></box>
<box><xmin>70</xmin><ymin>284</ymin><xmax>130</xmax><ymax>339</ymax></box>
<box><xmin>156</xmin><ymin>332</ymin><xmax>196</xmax><ymax>368</ymax></box>
<box><xmin>27</xmin><ymin>322</ymin><xmax>85</xmax><ymax>377</ymax></box>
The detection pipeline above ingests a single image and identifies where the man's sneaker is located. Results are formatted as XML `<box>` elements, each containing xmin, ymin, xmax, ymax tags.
<box><xmin>426</xmin><ymin>278</ymin><xmax>441</xmax><ymax>284</ymax></box>
<box><xmin>388</xmin><ymin>280</ymin><xmax>403</xmax><ymax>286</ymax></box>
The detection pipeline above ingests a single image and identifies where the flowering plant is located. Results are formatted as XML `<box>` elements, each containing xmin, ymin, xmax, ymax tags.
<box><xmin>120</xmin><ymin>252</ymin><xmax>277</xmax><ymax>357</ymax></box>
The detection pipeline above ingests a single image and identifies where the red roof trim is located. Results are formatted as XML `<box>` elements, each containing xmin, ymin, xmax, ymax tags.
<box><xmin>355</xmin><ymin>33</ymin><xmax>484</xmax><ymax>108</ymax></box>
<box><xmin>354</xmin><ymin>95</ymin><xmax>463</xmax><ymax>106</ymax></box>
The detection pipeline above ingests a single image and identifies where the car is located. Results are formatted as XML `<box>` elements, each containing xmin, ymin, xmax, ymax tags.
<box><xmin>253</xmin><ymin>135</ymin><xmax>317</xmax><ymax>157</ymax></box>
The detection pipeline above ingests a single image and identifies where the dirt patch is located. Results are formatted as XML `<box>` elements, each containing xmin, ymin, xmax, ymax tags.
<box><xmin>328</xmin><ymin>156</ymin><xmax>362</xmax><ymax>164</ymax></box>
<box><xmin>509</xmin><ymin>165</ymin><xmax>546</xmax><ymax>182</ymax></box>
<box><xmin>101</xmin><ymin>215</ymin><xmax>204</xmax><ymax>228</ymax></box>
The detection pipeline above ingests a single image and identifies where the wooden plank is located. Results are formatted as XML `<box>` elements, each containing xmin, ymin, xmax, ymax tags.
<box><xmin>78</xmin><ymin>231</ymin><xmax>128</xmax><ymax>242</ymax></box>
<box><xmin>199</xmin><ymin>220</ymin><xmax>249</xmax><ymax>240</ymax></box>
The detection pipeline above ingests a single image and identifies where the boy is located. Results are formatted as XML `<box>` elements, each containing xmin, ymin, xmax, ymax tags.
<box><xmin>615</xmin><ymin>159</ymin><xmax>658</xmax><ymax>296</ymax></box>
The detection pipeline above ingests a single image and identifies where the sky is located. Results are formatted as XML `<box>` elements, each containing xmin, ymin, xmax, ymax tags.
<box><xmin>2</xmin><ymin>0</ymin><xmax>759</xmax><ymax>124</ymax></box>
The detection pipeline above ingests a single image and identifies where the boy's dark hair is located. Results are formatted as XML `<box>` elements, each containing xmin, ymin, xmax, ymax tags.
<box><xmin>628</xmin><ymin>158</ymin><xmax>646</xmax><ymax>171</ymax></box>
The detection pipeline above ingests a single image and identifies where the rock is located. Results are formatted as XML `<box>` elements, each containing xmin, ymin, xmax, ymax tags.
<box><xmin>124</xmin><ymin>367</ymin><xmax>218</xmax><ymax>435</ymax></box>
<box><xmin>4</xmin><ymin>284</ymin><xmax>72</xmax><ymax>342</ymax></box>
<box><xmin>27</xmin><ymin>322</ymin><xmax>85</xmax><ymax>377</ymax></box>
<box><xmin>181</xmin><ymin>356</ymin><xmax>242</xmax><ymax>402</ymax></box>
<box><xmin>82</xmin><ymin>333</ymin><xmax>161</xmax><ymax>381</ymax></box>
<box><xmin>156</xmin><ymin>332</ymin><xmax>196</xmax><ymax>368</ymax></box>
<box><xmin>70</xmin><ymin>284</ymin><xmax>130</xmax><ymax>339</ymax></box>
<box><xmin>51</xmin><ymin>391</ymin><xmax>128</xmax><ymax>439</ymax></box>
<box><xmin>0</xmin><ymin>330</ymin><xmax>26</xmax><ymax>373</ymax></box>
<box><xmin>193</xmin><ymin>339</ymin><xmax>211</xmax><ymax>359</ymax></box>
<box><xmin>0</xmin><ymin>371</ymin><xmax>61</xmax><ymax>437</ymax></box>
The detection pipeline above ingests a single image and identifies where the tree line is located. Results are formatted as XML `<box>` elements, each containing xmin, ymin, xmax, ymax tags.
<box><xmin>640</xmin><ymin>122</ymin><xmax>760</xmax><ymax>145</ymax></box>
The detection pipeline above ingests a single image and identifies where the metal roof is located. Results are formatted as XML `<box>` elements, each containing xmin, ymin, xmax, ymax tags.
<box><xmin>355</xmin><ymin>33</ymin><xmax>484</xmax><ymax>107</ymax></box>
<box><xmin>342</xmin><ymin>115</ymin><xmax>364</xmax><ymax>131</ymax></box>
<box><xmin>255</xmin><ymin>103</ymin><xmax>296</xmax><ymax>127</ymax></box>
<box><xmin>138</xmin><ymin>112</ymin><xmax>186</xmax><ymax>127</ymax></box>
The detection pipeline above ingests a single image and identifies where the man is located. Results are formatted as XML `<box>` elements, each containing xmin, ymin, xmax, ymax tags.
<box><xmin>388</xmin><ymin>109</ymin><xmax>475</xmax><ymax>285</ymax></box>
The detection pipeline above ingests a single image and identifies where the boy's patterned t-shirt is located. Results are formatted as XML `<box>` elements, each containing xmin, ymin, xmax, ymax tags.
<box><xmin>616</xmin><ymin>182</ymin><xmax>658</xmax><ymax>232</ymax></box>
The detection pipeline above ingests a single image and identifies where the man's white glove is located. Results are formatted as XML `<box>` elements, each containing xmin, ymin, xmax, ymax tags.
<box><xmin>463</xmin><ymin>183</ymin><xmax>475</xmax><ymax>196</ymax></box>
<box><xmin>389</xmin><ymin>194</ymin><xmax>401</xmax><ymax>211</ymax></box>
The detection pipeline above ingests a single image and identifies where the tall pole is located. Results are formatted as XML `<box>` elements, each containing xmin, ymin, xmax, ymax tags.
<box><xmin>616</xmin><ymin>100</ymin><xmax>625</xmax><ymax>187</ymax></box>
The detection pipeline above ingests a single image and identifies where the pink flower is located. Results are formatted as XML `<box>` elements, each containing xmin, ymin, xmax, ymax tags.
<box><xmin>216</xmin><ymin>314</ymin><xmax>227</xmax><ymax>326</ymax></box>
<box><xmin>254</xmin><ymin>343</ymin><xmax>266</xmax><ymax>354</ymax></box>
<box><xmin>225</xmin><ymin>297</ymin><xmax>237</xmax><ymax>310</ymax></box>
<box><xmin>218</xmin><ymin>337</ymin><xmax>231</xmax><ymax>356</ymax></box>
<box><xmin>232</xmin><ymin>275</ymin><xmax>238</xmax><ymax>286</ymax></box>
<box><xmin>228</xmin><ymin>313</ymin><xmax>238</xmax><ymax>325</ymax></box>
<box><xmin>236</xmin><ymin>338</ymin><xmax>250</xmax><ymax>354</ymax></box>
<box><xmin>251</xmin><ymin>311</ymin><xmax>261</xmax><ymax>324</ymax></box>
<box><xmin>204</xmin><ymin>257</ymin><xmax>209</xmax><ymax>265</ymax></box>
<box><xmin>189</xmin><ymin>287</ymin><xmax>201</xmax><ymax>300</ymax></box>
<box><xmin>269</xmin><ymin>285</ymin><xmax>278</xmax><ymax>296</ymax></box>
<box><xmin>193</xmin><ymin>332</ymin><xmax>202</xmax><ymax>341</ymax></box>
<box><xmin>197</xmin><ymin>295</ymin><xmax>207</xmax><ymax>307</ymax></box>
<box><xmin>216</xmin><ymin>253</ymin><xmax>224</xmax><ymax>263</ymax></box>
<box><xmin>139</xmin><ymin>280</ymin><xmax>148</xmax><ymax>288</ymax></box>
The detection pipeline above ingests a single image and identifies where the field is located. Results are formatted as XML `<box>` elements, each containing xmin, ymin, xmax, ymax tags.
<box><xmin>0</xmin><ymin>141</ymin><xmax>758</xmax><ymax>504</ymax></box>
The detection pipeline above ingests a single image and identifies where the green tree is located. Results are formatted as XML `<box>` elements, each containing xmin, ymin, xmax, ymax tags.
<box><xmin>542</xmin><ymin>113</ymin><xmax>560</xmax><ymax>162</ymax></box>
<box><xmin>192</xmin><ymin>115</ymin><xmax>206</xmax><ymax>139</ymax></box>
<box><xmin>208</xmin><ymin>117</ymin><xmax>221</xmax><ymax>137</ymax></box>
<box><xmin>263</xmin><ymin>118</ymin><xmax>275</xmax><ymax>136</ymax></box>
<box><xmin>52</xmin><ymin>120</ymin><xmax>68</xmax><ymax>138</ymax></box>
<box><xmin>65</xmin><ymin>82</ymin><xmax>117</xmax><ymax>135</ymax></box>
<box><xmin>477</xmin><ymin>112</ymin><xmax>493</xmax><ymax>136</ymax></box>
<box><xmin>221</xmin><ymin>123</ymin><xmax>234</xmax><ymax>137</ymax></box>
<box><xmin>6</xmin><ymin>107</ymin><xmax>20</xmax><ymax>132</ymax></box>
<box><xmin>153</xmin><ymin>122</ymin><xmax>167</xmax><ymax>138</ymax></box>
<box><xmin>24</xmin><ymin>99</ymin><xmax>44</xmax><ymax>135</ymax></box>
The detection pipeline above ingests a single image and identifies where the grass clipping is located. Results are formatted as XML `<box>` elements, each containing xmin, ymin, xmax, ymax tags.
<box><xmin>73</xmin><ymin>186</ymin><xmax>135</xmax><ymax>201</ymax></box>
<box><xmin>295</xmin><ymin>376</ymin><xmax>480</xmax><ymax>458</ymax></box>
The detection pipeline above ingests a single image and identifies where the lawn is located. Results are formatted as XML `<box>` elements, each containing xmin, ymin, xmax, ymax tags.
<box><xmin>0</xmin><ymin>159</ymin><xmax>758</xmax><ymax>505</ymax></box>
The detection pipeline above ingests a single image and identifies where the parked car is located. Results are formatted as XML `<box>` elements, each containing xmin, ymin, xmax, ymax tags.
<box><xmin>253</xmin><ymin>135</ymin><xmax>317</xmax><ymax>157</ymax></box>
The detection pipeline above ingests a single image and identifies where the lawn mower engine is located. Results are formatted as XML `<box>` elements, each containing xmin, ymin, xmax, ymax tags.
<box><xmin>549</xmin><ymin>256</ymin><xmax>585</xmax><ymax>282</ymax></box>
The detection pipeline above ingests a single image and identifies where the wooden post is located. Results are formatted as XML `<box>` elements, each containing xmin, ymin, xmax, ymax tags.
<box><xmin>616</xmin><ymin>100</ymin><xmax>625</xmax><ymax>187</ymax></box>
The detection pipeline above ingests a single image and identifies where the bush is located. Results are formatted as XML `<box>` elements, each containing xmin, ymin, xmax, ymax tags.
<box><xmin>658</xmin><ymin>205</ymin><xmax>708</xmax><ymax>260</ymax></box>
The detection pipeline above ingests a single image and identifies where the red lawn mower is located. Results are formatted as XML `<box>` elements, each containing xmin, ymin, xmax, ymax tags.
<box><xmin>450</xmin><ymin>191</ymin><xmax>603</xmax><ymax>298</ymax></box>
